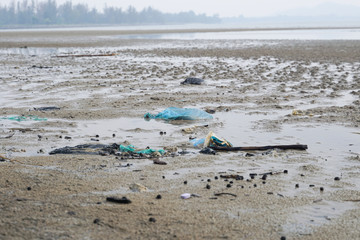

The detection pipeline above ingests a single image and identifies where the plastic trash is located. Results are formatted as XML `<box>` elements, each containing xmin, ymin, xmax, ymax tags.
<box><xmin>181</xmin><ymin>193</ymin><xmax>191</xmax><ymax>199</ymax></box>
<box><xmin>204</xmin><ymin>131</ymin><xmax>232</xmax><ymax>148</ymax></box>
<box><xmin>1</xmin><ymin>115</ymin><xmax>47</xmax><ymax>122</ymax></box>
<box><xmin>144</xmin><ymin>107</ymin><xmax>213</xmax><ymax>121</ymax></box>
<box><xmin>190</xmin><ymin>138</ymin><xmax>205</xmax><ymax>147</ymax></box>
<box><xmin>119</xmin><ymin>144</ymin><xmax>165</xmax><ymax>155</ymax></box>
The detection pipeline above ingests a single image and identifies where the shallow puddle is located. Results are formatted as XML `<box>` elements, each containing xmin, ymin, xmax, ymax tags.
<box><xmin>281</xmin><ymin>200</ymin><xmax>355</xmax><ymax>235</ymax></box>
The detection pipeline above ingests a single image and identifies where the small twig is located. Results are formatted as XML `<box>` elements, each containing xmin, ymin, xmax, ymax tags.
<box><xmin>0</xmin><ymin>132</ymin><xmax>15</xmax><ymax>139</ymax></box>
<box><xmin>214</xmin><ymin>193</ymin><xmax>237</xmax><ymax>197</ymax></box>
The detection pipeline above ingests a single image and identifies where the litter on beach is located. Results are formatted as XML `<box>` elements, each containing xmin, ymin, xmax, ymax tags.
<box><xmin>144</xmin><ymin>107</ymin><xmax>213</xmax><ymax>121</ymax></box>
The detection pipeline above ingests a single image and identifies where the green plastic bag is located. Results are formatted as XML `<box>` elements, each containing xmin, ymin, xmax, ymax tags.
<box><xmin>120</xmin><ymin>145</ymin><xmax>165</xmax><ymax>155</ymax></box>
<box><xmin>1</xmin><ymin>115</ymin><xmax>47</xmax><ymax>122</ymax></box>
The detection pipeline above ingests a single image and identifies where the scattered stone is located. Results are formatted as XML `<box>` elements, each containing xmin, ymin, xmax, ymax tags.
<box><xmin>27</xmin><ymin>187</ymin><xmax>31</xmax><ymax>191</ymax></box>
<box><xmin>129</xmin><ymin>183</ymin><xmax>148</xmax><ymax>192</ymax></box>
<box><xmin>283</xmin><ymin>170</ymin><xmax>288</xmax><ymax>174</ymax></box>
<box><xmin>149</xmin><ymin>217</ymin><xmax>156</xmax><ymax>223</ymax></box>
<box><xmin>153</xmin><ymin>159</ymin><xmax>167</xmax><ymax>165</ymax></box>
<box><xmin>226</xmin><ymin>184</ymin><xmax>232</xmax><ymax>188</ymax></box>
<box><xmin>64</xmin><ymin>136</ymin><xmax>72</xmax><ymax>140</ymax></box>
<box><xmin>334</xmin><ymin>177</ymin><xmax>341</xmax><ymax>181</ymax></box>
<box><xmin>93</xmin><ymin>218</ymin><xmax>100</xmax><ymax>224</ymax></box>
<box><xmin>156</xmin><ymin>194</ymin><xmax>162</xmax><ymax>199</ymax></box>
<box><xmin>261</xmin><ymin>174</ymin><xmax>267</xmax><ymax>180</ymax></box>
<box><xmin>206</xmin><ymin>184</ymin><xmax>211</xmax><ymax>189</ymax></box>
<box><xmin>67</xmin><ymin>211</ymin><xmax>76</xmax><ymax>216</ymax></box>
<box><xmin>295</xmin><ymin>184</ymin><xmax>299</xmax><ymax>188</ymax></box>
<box><xmin>184</xmin><ymin>180</ymin><xmax>188</xmax><ymax>185</ymax></box>
<box><xmin>320</xmin><ymin>187</ymin><xmax>324</xmax><ymax>192</ymax></box>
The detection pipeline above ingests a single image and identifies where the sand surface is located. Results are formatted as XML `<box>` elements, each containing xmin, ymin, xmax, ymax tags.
<box><xmin>0</xmin><ymin>28</ymin><xmax>360</xmax><ymax>239</ymax></box>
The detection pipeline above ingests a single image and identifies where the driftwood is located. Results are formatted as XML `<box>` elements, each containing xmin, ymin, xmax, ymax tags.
<box><xmin>210</xmin><ymin>144</ymin><xmax>308</xmax><ymax>151</ymax></box>
<box><xmin>55</xmin><ymin>53</ymin><xmax>116</xmax><ymax>58</ymax></box>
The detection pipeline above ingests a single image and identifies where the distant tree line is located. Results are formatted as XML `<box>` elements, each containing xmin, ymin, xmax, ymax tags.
<box><xmin>0</xmin><ymin>0</ymin><xmax>220</xmax><ymax>26</ymax></box>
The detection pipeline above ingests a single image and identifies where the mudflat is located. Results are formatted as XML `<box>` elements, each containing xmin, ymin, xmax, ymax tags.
<box><xmin>0</xmin><ymin>28</ymin><xmax>360</xmax><ymax>239</ymax></box>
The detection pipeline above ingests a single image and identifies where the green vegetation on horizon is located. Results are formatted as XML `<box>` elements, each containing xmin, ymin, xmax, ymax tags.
<box><xmin>0</xmin><ymin>0</ymin><xmax>220</xmax><ymax>27</ymax></box>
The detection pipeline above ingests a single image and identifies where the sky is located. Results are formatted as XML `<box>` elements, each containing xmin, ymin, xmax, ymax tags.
<box><xmin>2</xmin><ymin>0</ymin><xmax>360</xmax><ymax>17</ymax></box>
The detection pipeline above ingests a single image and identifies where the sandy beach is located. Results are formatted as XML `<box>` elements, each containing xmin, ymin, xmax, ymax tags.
<box><xmin>0</xmin><ymin>27</ymin><xmax>360</xmax><ymax>239</ymax></box>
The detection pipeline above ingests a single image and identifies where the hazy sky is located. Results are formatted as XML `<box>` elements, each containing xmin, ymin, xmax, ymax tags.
<box><xmin>2</xmin><ymin>0</ymin><xmax>360</xmax><ymax>17</ymax></box>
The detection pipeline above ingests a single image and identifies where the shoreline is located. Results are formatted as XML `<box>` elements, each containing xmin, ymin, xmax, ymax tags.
<box><xmin>0</xmin><ymin>33</ymin><xmax>359</xmax><ymax>239</ymax></box>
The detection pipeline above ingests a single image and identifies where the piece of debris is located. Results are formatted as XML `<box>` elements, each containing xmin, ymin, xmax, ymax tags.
<box><xmin>33</xmin><ymin>106</ymin><xmax>60</xmax><ymax>111</ymax></box>
<box><xmin>210</xmin><ymin>144</ymin><xmax>308</xmax><ymax>151</ymax></box>
<box><xmin>181</xmin><ymin>193</ymin><xmax>191</xmax><ymax>199</ymax></box>
<box><xmin>180</xmin><ymin>77</ymin><xmax>204</xmax><ymax>85</ymax></box>
<box><xmin>106</xmin><ymin>196</ymin><xmax>131</xmax><ymax>204</ymax></box>
<box><xmin>0</xmin><ymin>132</ymin><xmax>15</xmax><ymax>139</ymax></box>
<box><xmin>214</xmin><ymin>193</ymin><xmax>237</xmax><ymax>197</ymax></box>
<box><xmin>200</xmin><ymin>147</ymin><xmax>216</xmax><ymax>155</ymax></box>
<box><xmin>55</xmin><ymin>53</ymin><xmax>117</xmax><ymax>58</ymax></box>
<box><xmin>144</xmin><ymin>107</ymin><xmax>213</xmax><ymax>120</ymax></box>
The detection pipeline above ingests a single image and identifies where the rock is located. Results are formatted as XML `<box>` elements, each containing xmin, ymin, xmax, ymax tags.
<box><xmin>153</xmin><ymin>159</ymin><xmax>167</xmax><ymax>165</ymax></box>
<box><xmin>129</xmin><ymin>183</ymin><xmax>148</xmax><ymax>192</ymax></box>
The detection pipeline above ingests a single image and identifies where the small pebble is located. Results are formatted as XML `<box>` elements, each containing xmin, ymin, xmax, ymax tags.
<box><xmin>283</xmin><ymin>170</ymin><xmax>288</xmax><ymax>174</ymax></box>
<box><xmin>261</xmin><ymin>175</ymin><xmax>267</xmax><ymax>180</ymax></box>
<box><xmin>262</xmin><ymin>181</ymin><xmax>266</xmax><ymax>184</ymax></box>
<box><xmin>160</xmin><ymin>131</ymin><xmax>164</xmax><ymax>135</ymax></box>
<box><xmin>229</xmin><ymin>181</ymin><xmax>233</xmax><ymax>184</ymax></box>
<box><xmin>156</xmin><ymin>194</ymin><xmax>162</xmax><ymax>199</ymax></box>
<box><xmin>162</xmin><ymin>176</ymin><xmax>165</xmax><ymax>179</ymax></box>
<box><xmin>253</xmin><ymin>184</ymin><xmax>257</xmax><ymax>188</ymax></box>
<box><xmin>214</xmin><ymin>176</ymin><xmax>218</xmax><ymax>180</ymax></box>
<box><xmin>334</xmin><ymin>177</ymin><xmax>340</xmax><ymax>181</ymax></box>
<box><xmin>112</xmin><ymin>134</ymin><xmax>116</xmax><ymax>137</ymax></box>
<box><xmin>95</xmin><ymin>134</ymin><xmax>99</xmax><ymax>138</ymax></box>
<box><xmin>206</xmin><ymin>184</ymin><xmax>211</xmax><ymax>189</ymax></box>
<box><xmin>207</xmin><ymin>179</ymin><xmax>211</xmax><ymax>182</ymax></box>
<box><xmin>295</xmin><ymin>184</ymin><xmax>299</xmax><ymax>188</ymax></box>
<box><xmin>309</xmin><ymin>184</ymin><xmax>315</xmax><ymax>187</ymax></box>
<box><xmin>280</xmin><ymin>236</ymin><xmax>286</xmax><ymax>240</ymax></box>
<box><xmin>184</xmin><ymin>180</ymin><xmax>188</xmax><ymax>185</ymax></box>
<box><xmin>149</xmin><ymin>217</ymin><xmax>156</xmax><ymax>223</ymax></box>
<box><xmin>27</xmin><ymin>187</ymin><xmax>31</xmax><ymax>191</ymax></box>
<box><xmin>320</xmin><ymin>187</ymin><xmax>324</xmax><ymax>192</ymax></box>
<box><xmin>226</xmin><ymin>184</ymin><xmax>232</xmax><ymax>188</ymax></box>
<box><xmin>93</xmin><ymin>218</ymin><xmax>100</xmax><ymax>224</ymax></box>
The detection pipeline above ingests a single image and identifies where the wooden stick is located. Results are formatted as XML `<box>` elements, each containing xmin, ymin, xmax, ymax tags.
<box><xmin>210</xmin><ymin>144</ymin><xmax>308</xmax><ymax>151</ymax></box>
<box><xmin>55</xmin><ymin>53</ymin><xmax>116</xmax><ymax>58</ymax></box>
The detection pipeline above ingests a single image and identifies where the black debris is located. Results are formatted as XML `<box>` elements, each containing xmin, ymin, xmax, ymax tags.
<box><xmin>180</xmin><ymin>77</ymin><xmax>204</xmax><ymax>85</ymax></box>
<box><xmin>106</xmin><ymin>196</ymin><xmax>131</xmax><ymax>204</ymax></box>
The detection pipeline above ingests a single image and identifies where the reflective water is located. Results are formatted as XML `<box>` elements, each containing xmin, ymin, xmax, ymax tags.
<box><xmin>115</xmin><ymin>28</ymin><xmax>360</xmax><ymax>40</ymax></box>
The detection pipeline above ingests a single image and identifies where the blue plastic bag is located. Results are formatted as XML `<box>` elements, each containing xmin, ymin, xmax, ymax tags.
<box><xmin>144</xmin><ymin>107</ymin><xmax>213</xmax><ymax>121</ymax></box>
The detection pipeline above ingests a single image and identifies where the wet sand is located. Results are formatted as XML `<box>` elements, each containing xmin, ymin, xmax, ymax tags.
<box><xmin>0</xmin><ymin>28</ymin><xmax>360</xmax><ymax>239</ymax></box>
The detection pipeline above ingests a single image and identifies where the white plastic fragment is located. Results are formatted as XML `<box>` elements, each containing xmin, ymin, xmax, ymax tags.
<box><xmin>181</xmin><ymin>193</ymin><xmax>191</xmax><ymax>199</ymax></box>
